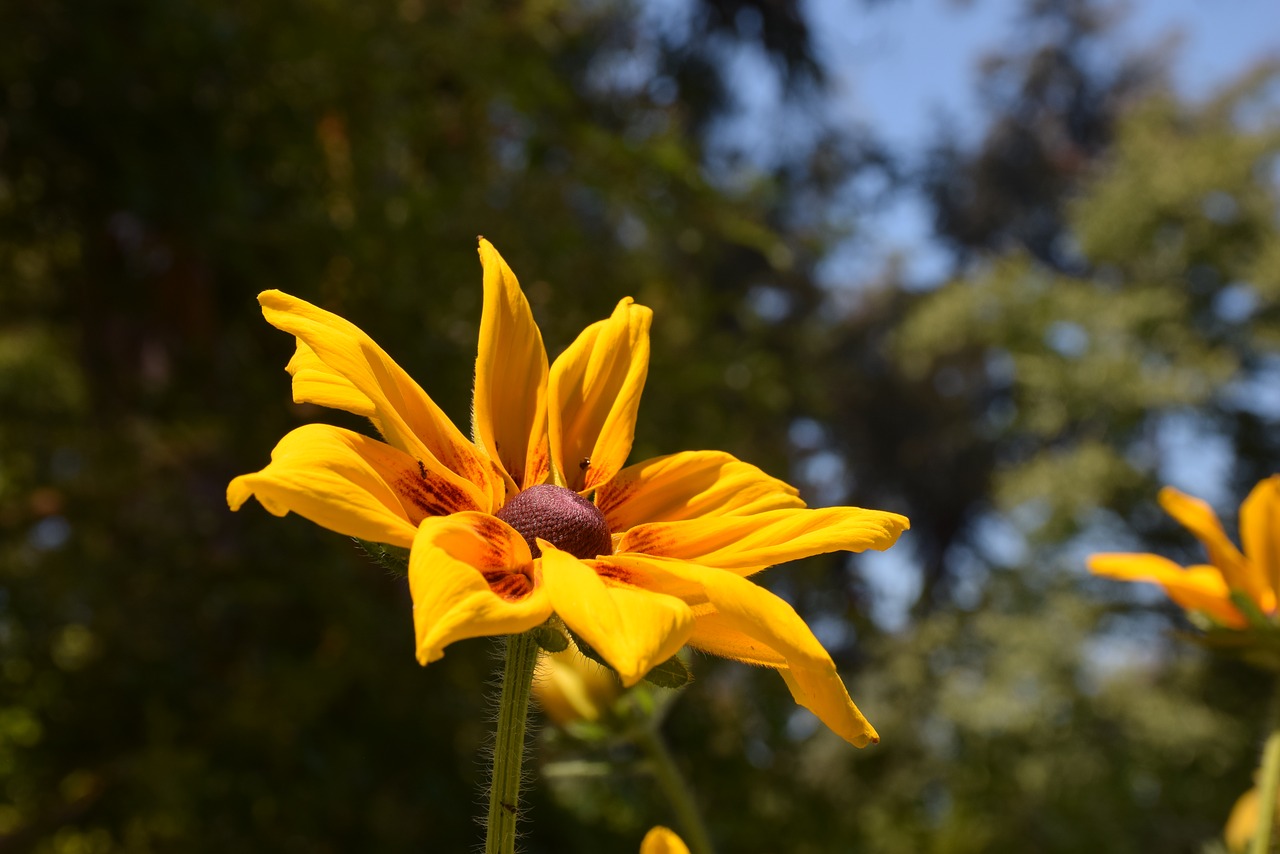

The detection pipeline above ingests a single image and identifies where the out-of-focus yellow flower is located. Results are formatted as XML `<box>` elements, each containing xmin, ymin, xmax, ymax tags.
<box><xmin>1089</xmin><ymin>477</ymin><xmax>1280</xmax><ymax>628</ymax></box>
<box><xmin>640</xmin><ymin>826</ymin><xmax>690</xmax><ymax>854</ymax></box>
<box><xmin>533</xmin><ymin>647</ymin><xmax>621</xmax><ymax>726</ymax></box>
<box><xmin>229</xmin><ymin>239</ymin><xmax>910</xmax><ymax>746</ymax></box>
<box><xmin>1225</xmin><ymin>783</ymin><xmax>1280</xmax><ymax>852</ymax></box>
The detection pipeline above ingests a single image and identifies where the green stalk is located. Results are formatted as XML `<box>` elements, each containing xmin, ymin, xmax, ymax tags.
<box><xmin>485</xmin><ymin>631</ymin><xmax>540</xmax><ymax>854</ymax></box>
<box><xmin>634</xmin><ymin>723</ymin><xmax>716</xmax><ymax>854</ymax></box>
<box><xmin>1250</xmin><ymin>678</ymin><xmax>1280</xmax><ymax>854</ymax></box>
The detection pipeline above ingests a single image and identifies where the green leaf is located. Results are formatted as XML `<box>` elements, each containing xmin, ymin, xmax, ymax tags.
<box><xmin>1229</xmin><ymin>590</ymin><xmax>1273</xmax><ymax>629</ymax></box>
<box><xmin>352</xmin><ymin>538</ymin><xmax>410</xmax><ymax>578</ymax></box>
<box><xmin>565</xmin><ymin>629</ymin><xmax>609</xmax><ymax>669</ymax></box>
<box><xmin>639</xmin><ymin>654</ymin><xmax>692</xmax><ymax>690</ymax></box>
<box><xmin>533</xmin><ymin>622</ymin><xmax>570</xmax><ymax>653</ymax></box>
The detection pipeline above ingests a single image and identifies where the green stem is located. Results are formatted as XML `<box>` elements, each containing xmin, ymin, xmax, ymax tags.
<box><xmin>485</xmin><ymin>631</ymin><xmax>540</xmax><ymax>854</ymax></box>
<box><xmin>1250</xmin><ymin>678</ymin><xmax>1280</xmax><ymax>854</ymax></box>
<box><xmin>635</xmin><ymin>723</ymin><xmax>716</xmax><ymax>854</ymax></box>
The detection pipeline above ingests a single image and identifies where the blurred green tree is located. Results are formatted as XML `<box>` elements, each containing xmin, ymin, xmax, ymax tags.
<box><xmin>791</xmin><ymin>31</ymin><xmax>1280</xmax><ymax>854</ymax></box>
<box><xmin>3</xmin><ymin>0</ymin><xmax>1278</xmax><ymax>851</ymax></box>
<box><xmin>0</xmin><ymin>0</ymin><xmax>889</xmax><ymax>850</ymax></box>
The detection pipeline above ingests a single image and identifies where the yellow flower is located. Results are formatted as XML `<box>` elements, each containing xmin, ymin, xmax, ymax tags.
<box><xmin>1089</xmin><ymin>477</ymin><xmax>1280</xmax><ymax>627</ymax></box>
<box><xmin>1224</xmin><ymin>783</ymin><xmax>1280</xmax><ymax>853</ymax></box>
<box><xmin>533</xmin><ymin>646</ymin><xmax>621</xmax><ymax>726</ymax></box>
<box><xmin>228</xmin><ymin>239</ymin><xmax>909</xmax><ymax>747</ymax></box>
<box><xmin>640</xmin><ymin>826</ymin><xmax>690</xmax><ymax>854</ymax></box>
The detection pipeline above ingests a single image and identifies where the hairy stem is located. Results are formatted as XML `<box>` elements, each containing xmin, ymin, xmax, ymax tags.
<box><xmin>485</xmin><ymin>631</ymin><xmax>540</xmax><ymax>854</ymax></box>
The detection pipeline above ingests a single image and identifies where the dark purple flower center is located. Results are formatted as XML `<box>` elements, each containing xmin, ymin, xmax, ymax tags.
<box><xmin>495</xmin><ymin>484</ymin><xmax>612</xmax><ymax>560</ymax></box>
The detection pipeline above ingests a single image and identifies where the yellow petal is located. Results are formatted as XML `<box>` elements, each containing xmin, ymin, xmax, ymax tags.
<box><xmin>533</xmin><ymin>648</ymin><xmax>621</xmax><ymax>726</ymax></box>
<box><xmin>472</xmin><ymin>239</ymin><xmax>550</xmax><ymax>493</ymax></box>
<box><xmin>548</xmin><ymin>298</ymin><xmax>652</xmax><ymax>492</ymax></box>
<box><xmin>618</xmin><ymin>506</ymin><xmax>909</xmax><ymax>574</ymax></box>
<box><xmin>258</xmin><ymin>290</ymin><xmax>495</xmax><ymax>511</ymax></box>
<box><xmin>685</xmin><ymin>607</ymin><xmax>788</xmax><ymax>667</ymax></box>
<box><xmin>1225</xmin><ymin>785</ymin><xmax>1274</xmax><ymax>853</ymax></box>
<box><xmin>286</xmin><ymin>338</ymin><xmax>377</xmax><ymax>420</ymax></box>
<box><xmin>1158</xmin><ymin>486</ymin><xmax>1263</xmax><ymax>601</ymax></box>
<box><xmin>640</xmin><ymin>827</ymin><xmax>691</xmax><ymax>854</ymax></box>
<box><xmin>620</xmin><ymin>555</ymin><xmax>878</xmax><ymax>747</ymax></box>
<box><xmin>409</xmin><ymin>512</ymin><xmax>552</xmax><ymax>663</ymax></box>
<box><xmin>538</xmin><ymin>543</ymin><xmax>693</xmax><ymax>686</ymax></box>
<box><xmin>1088</xmin><ymin>552</ymin><xmax>1244</xmax><ymax>627</ymax></box>
<box><xmin>226</xmin><ymin>424</ymin><xmax>458</xmax><ymax>548</ymax></box>
<box><xmin>1241</xmin><ymin>475</ymin><xmax>1280</xmax><ymax>606</ymax></box>
<box><xmin>596</xmin><ymin>450</ymin><xmax>805</xmax><ymax>533</ymax></box>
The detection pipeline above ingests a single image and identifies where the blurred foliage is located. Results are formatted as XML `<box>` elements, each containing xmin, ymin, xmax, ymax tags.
<box><xmin>1</xmin><ymin>0</ymin><xmax>1278</xmax><ymax>851</ymax></box>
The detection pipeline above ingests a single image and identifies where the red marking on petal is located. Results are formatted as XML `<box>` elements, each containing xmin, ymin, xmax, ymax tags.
<box><xmin>456</xmin><ymin>454</ymin><xmax>494</xmax><ymax>496</ymax></box>
<box><xmin>592</xmin><ymin>562</ymin><xmax>634</xmax><ymax>585</ymax></box>
<box><xmin>616</xmin><ymin>527</ymin><xmax>671</xmax><ymax>557</ymax></box>
<box><xmin>525</xmin><ymin>448</ymin><xmax>551</xmax><ymax>488</ymax></box>
<box><xmin>596</xmin><ymin>480</ymin><xmax>639</xmax><ymax>526</ymax></box>
<box><xmin>482</xmin><ymin>568</ymin><xmax>534</xmax><ymax>601</ymax></box>
<box><xmin>394</xmin><ymin>471</ymin><xmax>476</xmax><ymax>522</ymax></box>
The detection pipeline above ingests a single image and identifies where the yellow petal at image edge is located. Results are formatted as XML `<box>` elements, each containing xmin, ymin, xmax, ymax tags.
<box><xmin>1158</xmin><ymin>486</ymin><xmax>1261</xmax><ymax>602</ymax></box>
<box><xmin>410</xmin><ymin>513</ymin><xmax>552</xmax><ymax>664</ymax></box>
<box><xmin>1088</xmin><ymin>552</ymin><xmax>1244</xmax><ymax>627</ymax></box>
<box><xmin>539</xmin><ymin>543</ymin><xmax>694</xmax><ymax>686</ymax></box>
<box><xmin>548</xmin><ymin>297</ymin><xmax>652</xmax><ymax>493</ymax></box>
<box><xmin>640</xmin><ymin>827</ymin><xmax>691</xmax><ymax>854</ymax></box>
<box><xmin>610</xmin><ymin>553</ymin><xmax>879</xmax><ymax>747</ymax></box>
<box><xmin>596</xmin><ymin>450</ymin><xmax>805</xmax><ymax>532</ymax></box>
<box><xmin>257</xmin><ymin>290</ymin><xmax>495</xmax><ymax>511</ymax></box>
<box><xmin>1240</xmin><ymin>475</ymin><xmax>1280</xmax><ymax>604</ymax></box>
<box><xmin>227</xmin><ymin>424</ymin><xmax>427</xmax><ymax>548</ymax></box>
<box><xmin>472</xmin><ymin>239</ymin><xmax>550</xmax><ymax>493</ymax></box>
<box><xmin>619</xmin><ymin>505</ymin><xmax>909</xmax><ymax>574</ymax></box>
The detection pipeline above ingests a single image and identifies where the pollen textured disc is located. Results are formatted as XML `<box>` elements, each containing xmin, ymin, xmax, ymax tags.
<box><xmin>495</xmin><ymin>484</ymin><xmax>612</xmax><ymax>560</ymax></box>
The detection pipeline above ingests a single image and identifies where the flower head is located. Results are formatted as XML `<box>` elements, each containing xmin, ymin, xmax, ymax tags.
<box><xmin>640</xmin><ymin>826</ymin><xmax>690</xmax><ymax>854</ymax></box>
<box><xmin>1089</xmin><ymin>477</ymin><xmax>1280</xmax><ymax>628</ymax></box>
<box><xmin>228</xmin><ymin>239</ymin><xmax>909</xmax><ymax>746</ymax></box>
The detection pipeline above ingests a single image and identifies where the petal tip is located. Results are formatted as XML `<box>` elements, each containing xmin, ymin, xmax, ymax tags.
<box><xmin>226</xmin><ymin>476</ymin><xmax>252</xmax><ymax>511</ymax></box>
<box><xmin>256</xmin><ymin>289</ymin><xmax>290</xmax><ymax>308</ymax></box>
<box><xmin>416</xmin><ymin>642</ymin><xmax>445</xmax><ymax>666</ymax></box>
<box><xmin>1156</xmin><ymin>484</ymin><xmax>1196</xmax><ymax>513</ymax></box>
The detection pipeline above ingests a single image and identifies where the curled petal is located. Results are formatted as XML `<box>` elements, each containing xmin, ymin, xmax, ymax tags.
<box><xmin>618</xmin><ymin>506</ymin><xmax>909</xmax><ymax>574</ymax></box>
<box><xmin>539</xmin><ymin>543</ymin><xmax>693</xmax><ymax>686</ymax></box>
<box><xmin>286</xmin><ymin>339</ymin><xmax>377</xmax><ymax>420</ymax></box>
<box><xmin>549</xmin><ymin>298</ymin><xmax>652</xmax><ymax>492</ymax></box>
<box><xmin>258</xmin><ymin>290</ymin><xmax>495</xmax><ymax>511</ymax></box>
<box><xmin>410</xmin><ymin>512</ymin><xmax>552</xmax><ymax>664</ymax></box>
<box><xmin>227</xmin><ymin>424</ymin><xmax>471</xmax><ymax>548</ymax></box>
<box><xmin>1241</xmin><ymin>475</ymin><xmax>1280</xmax><ymax>606</ymax></box>
<box><xmin>473</xmin><ymin>239</ymin><xmax>550</xmax><ymax>493</ymax></box>
<box><xmin>640</xmin><ymin>827</ymin><xmax>691</xmax><ymax>854</ymax></box>
<box><xmin>1088</xmin><ymin>552</ymin><xmax>1244</xmax><ymax>627</ymax></box>
<box><xmin>596</xmin><ymin>450</ymin><xmax>804</xmax><ymax>533</ymax></box>
<box><xmin>622</xmin><ymin>555</ymin><xmax>878</xmax><ymax>747</ymax></box>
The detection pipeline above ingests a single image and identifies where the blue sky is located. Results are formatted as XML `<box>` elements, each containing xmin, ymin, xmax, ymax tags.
<box><xmin>812</xmin><ymin>0</ymin><xmax>1279</xmax><ymax>147</ymax></box>
<box><xmin>803</xmin><ymin>0</ymin><xmax>1280</xmax><ymax>284</ymax></box>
